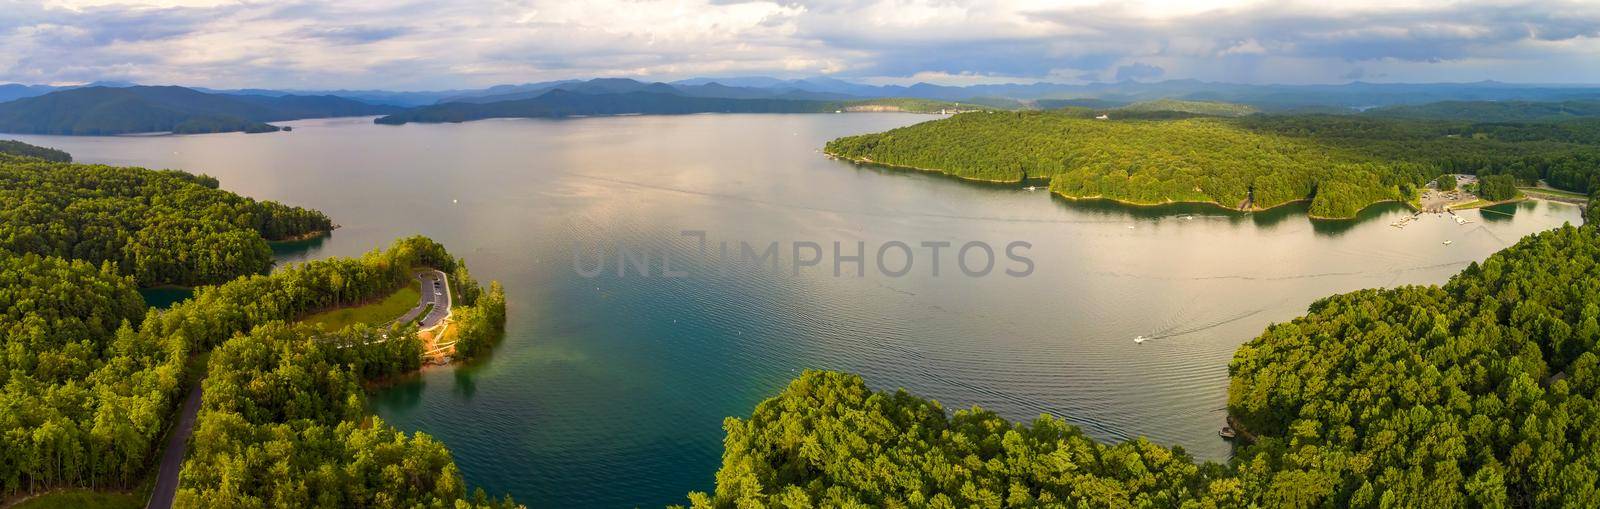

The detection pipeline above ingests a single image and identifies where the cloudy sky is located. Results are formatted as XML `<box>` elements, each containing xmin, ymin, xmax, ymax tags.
<box><xmin>3</xmin><ymin>0</ymin><xmax>1598</xmax><ymax>90</ymax></box>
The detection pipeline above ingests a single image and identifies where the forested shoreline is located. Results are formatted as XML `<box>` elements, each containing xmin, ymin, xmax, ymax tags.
<box><xmin>826</xmin><ymin>110</ymin><xmax>1600</xmax><ymax>219</ymax></box>
<box><xmin>0</xmin><ymin>153</ymin><xmax>332</xmax><ymax>286</ymax></box>
<box><xmin>685</xmin><ymin>193</ymin><xmax>1600</xmax><ymax>507</ymax></box>
<box><xmin>0</xmin><ymin>141</ymin><xmax>514</xmax><ymax>507</ymax></box>
<box><xmin>0</xmin><ymin>140</ymin><xmax>70</xmax><ymax>161</ymax></box>
<box><xmin>2</xmin><ymin>227</ymin><xmax>516</xmax><ymax>506</ymax></box>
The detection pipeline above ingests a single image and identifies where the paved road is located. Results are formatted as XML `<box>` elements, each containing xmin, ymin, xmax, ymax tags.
<box><xmin>145</xmin><ymin>377</ymin><xmax>203</xmax><ymax>509</ymax></box>
<box><xmin>395</xmin><ymin>270</ymin><xmax>451</xmax><ymax>329</ymax></box>
<box><xmin>418</xmin><ymin>270</ymin><xmax>451</xmax><ymax>328</ymax></box>
<box><xmin>146</xmin><ymin>271</ymin><xmax>452</xmax><ymax>509</ymax></box>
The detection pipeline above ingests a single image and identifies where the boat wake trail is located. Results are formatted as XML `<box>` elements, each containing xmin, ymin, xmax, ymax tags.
<box><xmin>1471</xmin><ymin>225</ymin><xmax>1511</xmax><ymax>246</ymax></box>
<box><xmin>1142</xmin><ymin>308</ymin><xmax>1267</xmax><ymax>342</ymax></box>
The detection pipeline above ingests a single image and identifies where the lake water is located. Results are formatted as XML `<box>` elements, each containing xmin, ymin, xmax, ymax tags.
<box><xmin>8</xmin><ymin>114</ymin><xmax>1583</xmax><ymax>508</ymax></box>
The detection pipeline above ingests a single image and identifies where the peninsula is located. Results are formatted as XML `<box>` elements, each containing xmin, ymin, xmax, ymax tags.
<box><xmin>825</xmin><ymin>104</ymin><xmax>1600</xmax><ymax>219</ymax></box>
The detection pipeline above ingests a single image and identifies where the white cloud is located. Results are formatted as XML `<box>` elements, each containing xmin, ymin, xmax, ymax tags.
<box><xmin>0</xmin><ymin>0</ymin><xmax>1596</xmax><ymax>88</ymax></box>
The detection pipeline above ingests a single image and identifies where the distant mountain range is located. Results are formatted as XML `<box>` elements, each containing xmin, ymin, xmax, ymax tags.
<box><xmin>3</xmin><ymin>77</ymin><xmax>1600</xmax><ymax>134</ymax></box>
<box><xmin>0</xmin><ymin>86</ymin><xmax>398</xmax><ymax>135</ymax></box>
<box><xmin>373</xmin><ymin>89</ymin><xmax>843</xmax><ymax>124</ymax></box>
<box><xmin>430</xmin><ymin>78</ymin><xmax>860</xmax><ymax>105</ymax></box>
<box><xmin>8</xmin><ymin>77</ymin><xmax>1600</xmax><ymax>108</ymax></box>
<box><xmin>373</xmin><ymin>91</ymin><xmax>994</xmax><ymax>125</ymax></box>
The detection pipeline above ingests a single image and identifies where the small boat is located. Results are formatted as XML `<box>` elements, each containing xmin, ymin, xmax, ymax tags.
<box><xmin>1025</xmin><ymin>186</ymin><xmax>1038</xmax><ymax>191</ymax></box>
<box><xmin>1219</xmin><ymin>426</ymin><xmax>1236</xmax><ymax>439</ymax></box>
<box><xmin>1133</xmin><ymin>335</ymin><xmax>1147</xmax><ymax>344</ymax></box>
<box><xmin>1443</xmin><ymin>240</ymin><xmax>1453</xmax><ymax>245</ymax></box>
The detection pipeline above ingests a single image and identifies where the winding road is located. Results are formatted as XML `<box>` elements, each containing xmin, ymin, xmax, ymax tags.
<box><xmin>144</xmin><ymin>269</ymin><xmax>451</xmax><ymax>509</ymax></box>
<box><xmin>395</xmin><ymin>269</ymin><xmax>451</xmax><ymax>329</ymax></box>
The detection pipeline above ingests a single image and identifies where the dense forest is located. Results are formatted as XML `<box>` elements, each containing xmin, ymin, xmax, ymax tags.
<box><xmin>1588</xmin><ymin>192</ymin><xmax>1599</xmax><ymax>225</ymax></box>
<box><xmin>682</xmin><ymin>370</ymin><xmax>1230</xmax><ymax>508</ymax></box>
<box><xmin>688</xmin><ymin>215</ymin><xmax>1600</xmax><ymax>507</ymax></box>
<box><xmin>1227</xmin><ymin>223</ymin><xmax>1600</xmax><ymax>507</ymax></box>
<box><xmin>168</xmin><ymin>238</ymin><xmax>513</xmax><ymax>507</ymax></box>
<box><xmin>0</xmin><ymin>139</ymin><xmax>70</xmax><ymax>161</ymax></box>
<box><xmin>0</xmin><ymin>148</ymin><xmax>511</xmax><ymax>507</ymax></box>
<box><xmin>1477</xmin><ymin>173</ymin><xmax>1521</xmax><ymax>201</ymax></box>
<box><xmin>1364</xmin><ymin>100</ymin><xmax>1600</xmax><ymax>122</ymax></box>
<box><xmin>0</xmin><ymin>153</ymin><xmax>331</xmax><ymax>286</ymax></box>
<box><xmin>827</xmin><ymin>109</ymin><xmax>1600</xmax><ymax>219</ymax></box>
<box><xmin>175</xmin><ymin>323</ymin><xmax>515</xmax><ymax>508</ymax></box>
<box><xmin>825</xmin><ymin>111</ymin><xmax>1429</xmax><ymax>218</ymax></box>
<box><xmin>1115</xmin><ymin>99</ymin><xmax>1259</xmax><ymax>117</ymax></box>
<box><xmin>451</xmin><ymin>279</ymin><xmax>508</xmax><ymax>360</ymax></box>
<box><xmin>0</xmin><ymin>250</ymin><xmax>168</xmax><ymax>496</ymax></box>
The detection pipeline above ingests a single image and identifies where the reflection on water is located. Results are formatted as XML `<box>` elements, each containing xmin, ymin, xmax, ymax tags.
<box><xmin>452</xmin><ymin>367</ymin><xmax>479</xmax><ymax>399</ymax></box>
<box><xmin>138</xmin><ymin>287</ymin><xmax>194</xmax><ymax>309</ymax></box>
<box><xmin>1478</xmin><ymin>201</ymin><xmax>1526</xmax><ymax>222</ymax></box>
<box><xmin>270</xmin><ymin>232</ymin><xmax>331</xmax><ymax>264</ymax></box>
<box><xmin>1050</xmin><ymin>195</ymin><xmax>1308</xmax><ymax>230</ymax></box>
<box><xmin>8</xmin><ymin>115</ymin><xmax>1582</xmax><ymax>508</ymax></box>
<box><xmin>373</xmin><ymin>376</ymin><xmax>427</xmax><ymax>413</ymax></box>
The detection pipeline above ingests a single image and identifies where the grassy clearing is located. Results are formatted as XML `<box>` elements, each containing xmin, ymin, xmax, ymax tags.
<box><xmin>10</xmin><ymin>490</ymin><xmax>142</xmax><ymax>509</ymax></box>
<box><xmin>412</xmin><ymin>303</ymin><xmax>435</xmax><ymax>326</ymax></box>
<box><xmin>299</xmin><ymin>283</ymin><xmax>420</xmax><ymax>332</ymax></box>
<box><xmin>1451</xmin><ymin>196</ymin><xmax>1527</xmax><ymax>210</ymax></box>
<box><xmin>1523</xmin><ymin>185</ymin><xmax>1587</xmax><ymax>197</ymax></box>
<box><xmin>1520</xmin><ymin>186</ymin><xmax>1590</xmax><ymax>201</ymax></box>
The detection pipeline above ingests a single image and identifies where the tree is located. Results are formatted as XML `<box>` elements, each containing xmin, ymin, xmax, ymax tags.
<box><xmin>1437</xmin><ymin>173</ymin><xmax>1458</xmax><ymax>191</ymax></box>
<box><xmin>1477</xmin><ymin>174</ymin><xmax>1520</xmax><ymax>201</ymax></box>
<box><xmin>692</xmin><ymin>220</ymin><xmax>1600</xmax><ymax>507</ymax></box>
<box><xmin>176</xmin><ymin>323</ymin><xmax>516</xmax><ymax>508</ymax></box>
<box><xmin>0</xmin><ymin>153</ymin><xmax>332</xmax><ymax>286</ymax></box>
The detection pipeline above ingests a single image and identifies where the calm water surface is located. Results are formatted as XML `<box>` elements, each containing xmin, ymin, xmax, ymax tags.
<box><xmin>9</xmin><ymin>114</ymin><xmax>1582</xmax><ymax>508</ymax></box>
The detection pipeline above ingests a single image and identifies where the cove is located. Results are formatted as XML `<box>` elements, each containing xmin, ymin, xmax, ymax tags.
<box><xmin>8</xmin><ymin>113</ymin><xmax>1581</xmax><ymax>508</ymax></box>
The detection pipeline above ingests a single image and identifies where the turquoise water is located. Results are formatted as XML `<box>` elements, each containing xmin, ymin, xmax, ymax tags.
<box><xmin>9</xmin><ymin>115</ymin><xmax>1582</xmax><ymax>507</ymax></box>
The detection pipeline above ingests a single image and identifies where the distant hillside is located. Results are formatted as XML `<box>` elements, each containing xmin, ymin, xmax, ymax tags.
<box><xmin>0</xmin><ymin>86</ymin><xmax>398</xmax><ymax>135</ymax></box>
<box><xmin>1116</xmin><ymin>99</ymin><xmax>1258</xmax><ymax>117</ymax></box>
<box><xmin>376</xmin><ymin>88</ymin><xmax>1013</xmax><ymax>125</ymax></box>
<box><xmin>0</xmin><ymin>84</ymin><xmax>62</xmax><ymax>103</ymax></box>
<box><xmin>375</xmin><ymin>89</ymin><xmax>846</xmax><ymax>124</ymax></box>
<box><xmin>229</xmin><ymin>94</ymin><xmax>402</xmax><ymax>119</ymax></box>
<box><xmin>824</xmin><ymin>110</ymin><xmax>1414</xmax><ymax>219</ymax></box>
<box><xmin>437</xmin><ymin>78</ymin><xmax>859</xmax><ymax>105</ymax></box>
<box><xmin>0</xmin><ymin>139</ymin><xmax>70</xmax><ymax>161</ymax></box>
<box><xmin>1363</xmin><ymin>100</ymin><xmax>1600</xmax><ymax>122</ymax></box>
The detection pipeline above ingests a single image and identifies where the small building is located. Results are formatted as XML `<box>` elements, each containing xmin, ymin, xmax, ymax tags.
<box><xmin>1095</xmin><ymin>114</ymin><xmax>1110</xmax><ymax>120</ymax></box>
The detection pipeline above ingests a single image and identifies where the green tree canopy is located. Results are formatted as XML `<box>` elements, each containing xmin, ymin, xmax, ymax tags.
<box><xmin>694</xmin><ymin>220</ymin><xmax>1600</xmax><ymax>508</ymax></box>
<box><xmin>0</xmin><ymin>154</ymin><xmax>332</xmax><ymax>286</ymax></box>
